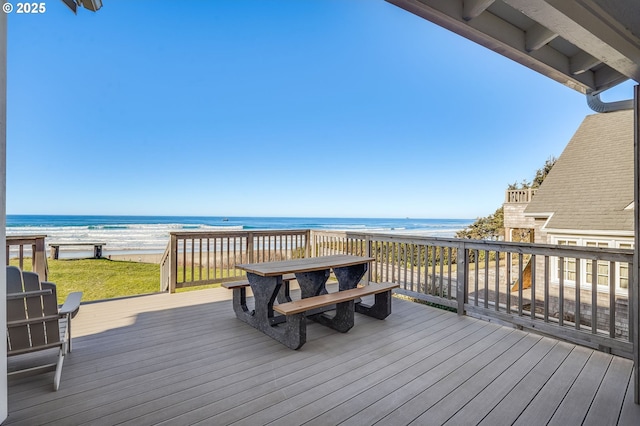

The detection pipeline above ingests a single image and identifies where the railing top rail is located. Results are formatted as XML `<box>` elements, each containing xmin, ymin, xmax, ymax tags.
<box><xmin>459</xmin><ymin>239</ymin><xmax>634</xmax><ymax>259</ymax></box>
<box><xmin>6</xmin><ymin>235</ymin><xmax>47</xmax><ymax>242</ymax></box>
<box><xmin>169</xmin><ymin>229</ymin><xmax>308</xmax><ymax>239</ymax></box>
<box><xmin>312</xmin><ymin>230</ymin><xmax>463</xmax><ymax>244</ymax></box>
<box><xmin>311</xmin><ymin>230</ymin><xmax>634</xmax><ymax>262</ymax></box>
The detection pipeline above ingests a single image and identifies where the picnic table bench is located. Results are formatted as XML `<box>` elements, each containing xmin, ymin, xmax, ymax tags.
<box><xmin>49</xmin><ymin>243</ymin><xmax>106</xmax><ymax>260</ymax></box>
<box><xmin>222</xmin><ymin>273</ymin><xmax>297</xmax><ymax>302</ymax></box>
<box><xmin>228</xmin><ymin>255</ymin><xmax>398</xmax><ymax>349</ymax></box>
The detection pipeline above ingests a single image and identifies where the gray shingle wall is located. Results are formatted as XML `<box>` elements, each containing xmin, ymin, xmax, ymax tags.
<box><xmin>525</xmin><ymin>110</ymin><xmax>634</xmax><ymax>232</ymax></box>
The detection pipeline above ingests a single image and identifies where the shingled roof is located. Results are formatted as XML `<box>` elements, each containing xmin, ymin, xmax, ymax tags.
<box><xmin>524</xmin><ymin>110</ymin><xmax>634</xmax><ymax>233</ymax></box>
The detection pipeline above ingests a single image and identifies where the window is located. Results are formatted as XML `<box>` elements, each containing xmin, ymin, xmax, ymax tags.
<box><xmin>552</xmin><ymin>237</ymin><xmax>633</xmax><ymax>293</ymax></box>
<box><xmin>585</xmin><ymin>241</ymin><xmax>609</xmax><ymax>287</ymax></box>
<box><xmin>619</xmin><ymin>243</ymin><xmax>632</xmax><ymax>290</ymax></box>
<box><xmin>557</xmin><ymin>240</ymin><xmax>577</xmax><ymax>283</ymax></box>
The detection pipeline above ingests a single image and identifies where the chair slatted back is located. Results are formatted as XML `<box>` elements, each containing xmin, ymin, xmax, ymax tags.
<box><xmin>24</xmin><ymin>271</ymin><xmax>60</xmax><ymax>346</ymax></box>
<box><xmin>6</xmin><ymin>266</ymin><xmax>31</xmax><ymax>351</ymax></box>
<box><xmin>7</xmin><ymin>266</ymin><xmax>61</xmax><ymax>354</ymax></box>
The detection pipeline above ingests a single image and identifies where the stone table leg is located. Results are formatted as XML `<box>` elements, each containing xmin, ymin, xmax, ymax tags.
<box><xmin>294</xmin><ymin>269</ymin><xmax>331</xmax><ymax>298</ymax></box>
<box><xmin>333</xmin><ymin>263</ymin><xmax>368</xmax><ymax>290</ymax></box>
<box><xmin>233</xmin><ymin>273</ymin><xmax>307</xmax><ymax>350</ymax></box>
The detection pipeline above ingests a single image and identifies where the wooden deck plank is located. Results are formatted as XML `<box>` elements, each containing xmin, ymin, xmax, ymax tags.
<box><xmin>477</xmin><ymin>341</ymin><xmax>574</xmax><ymax>426</ymax></box>
<box><xmin>512</xmin><ymin>345</ymin><xmax>593</xmax><ymax>426</ymax></box>
<box><xmin>5</xmin><ymin>287</ymin><xmax>638</xmax><ymax>426</ymax></box>
<box><xmin>338</xmin><ymin>329</ymin><xmax>528</xmax><ymax>426</ymax></box>
<box><xmin>618</xmin><ymin>370</ymin><xmax>640</xmax><ymax>425</ymax></box>
<box><xmin>444</xmin><ymin>337</ymin><xmax>560</xmax><ymax>425</ymax></box>
<box><xmin>38</xmin><ymin>293</ymin><xmax>434</xmax><ymax>425</ymax></box>
<box><xmin>547</xmin><ymin>350</ymin><xmax>613</xmax><ymax>425</ymax></box>
<box><xmin>97</xmin><ymin>319</ymin><xmax>434</xmax><ymax>424</ymax></box>
<box><xmin>381</xmin><ymin>333</ymin><xmax>540</xmax><ymax>425</ymax></box>
<box><xmin>406</xmin><ymin>334</ymin><xmax>545</xmax><ymax>425</ymax></box>
<box><xmin>276</xmin><ymin>322</ymin><xmax>509</xmax><ymax>426</ymax></box>
<box><xmin>134</xmin><ymin>307</ymin><xmax>468</xmax><ymax>425</ymax></box>
<box><xmin>233</xmin><ymin>321</ymin><xmax>499</xmax><ymax>426</ymax></box>
<box><xmin>14</xmin><ymin>320</ymin><xmax>332</xmax><ymax>421</ymax></box>
<box><xmin>10</xmin><ymin>325</ymin><xmax>268</xmax><ymax>408</ymax></box>
<box><xmin>583</xmin><ymin>355</ymin><xmax>634</xmax><ymax>426</ymax></box>
<box><xmin>9</xmin><ymin>321</ymin><xmax>286</xmax><ymax>423</ymax></box>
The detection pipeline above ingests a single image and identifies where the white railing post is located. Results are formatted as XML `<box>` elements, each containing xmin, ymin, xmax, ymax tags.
<box><xmin>247</xmin><ymin>232</ymin><xmax>254</xmax><ymax>263</ymax></box>
<box><xmin>632</xmin><ymin>84</ymin><xmax>639</xmax><ymax>404</ymax></box>
<box><xmin>456</xmin><ymin>242</ymin><xmax>467</xmax><ymax>315</ymax></box>
<box><xmin>169</xmin><ymin>234</ymin><xmax>177</xmax><ymax>294</ymax></box>
<box><xmin>365</xmin><ymin>235</ymin><xmax>372</xmax><ymax>284</ymax></box>
<box><xmin>32</xmin><ymin>237</ymin><xmax>48</xmax><ymax>282</ymax></box>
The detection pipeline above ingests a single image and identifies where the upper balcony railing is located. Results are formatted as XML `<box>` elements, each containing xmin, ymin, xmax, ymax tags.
<box><xmin>505</xmin><ymin>188</ymin><xmax>538</xmax><ymax>203</ymax></box>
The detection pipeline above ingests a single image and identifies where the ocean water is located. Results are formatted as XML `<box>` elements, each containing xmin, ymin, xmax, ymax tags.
<box><xmin>6</xmin><ymin>215</ymin><xmax>474</xmax><ymax>254</ymax></box>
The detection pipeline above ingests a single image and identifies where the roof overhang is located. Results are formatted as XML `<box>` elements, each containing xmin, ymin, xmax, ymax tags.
<box><xmin>386</xmin><ymin>0</ymin><xmax>640</xmax><ymax>95</ymax></box>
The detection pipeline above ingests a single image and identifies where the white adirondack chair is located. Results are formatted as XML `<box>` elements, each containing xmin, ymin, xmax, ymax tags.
<box><xmin>6</xmin><ymin>266</ymin><xmax>82</xmax><ymax>391</ymax></box>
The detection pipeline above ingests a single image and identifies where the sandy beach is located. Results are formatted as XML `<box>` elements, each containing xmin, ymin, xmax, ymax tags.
<box><xmin>107</xmin><ymin>253</ymin><xmax>165</xmax><ymax>264</ymax></box>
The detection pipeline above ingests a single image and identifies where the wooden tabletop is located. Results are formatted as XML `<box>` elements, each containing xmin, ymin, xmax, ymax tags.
<box><xmin>235</xmin><ymin>254</ymin><xmax>374</xmax><ymax>277</ymax></box>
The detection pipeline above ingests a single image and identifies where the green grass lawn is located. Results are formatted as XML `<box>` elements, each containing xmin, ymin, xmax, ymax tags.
<box><xmin>10</xmin><ymin>258</ymin><xmax>163</xmax><ymax>303</ymax></box>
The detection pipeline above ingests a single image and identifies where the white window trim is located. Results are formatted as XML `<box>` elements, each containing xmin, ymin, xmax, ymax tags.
<box><xmin>551</xmin><ymin>236</ymin><xmax>633</xmax><ymax>296</ymax></box>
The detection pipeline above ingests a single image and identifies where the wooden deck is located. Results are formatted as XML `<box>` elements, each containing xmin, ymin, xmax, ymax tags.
<box><xmin>7</xmin><ymin>287</ymin><xmax>640</xmax><ymax>425</ymax></box>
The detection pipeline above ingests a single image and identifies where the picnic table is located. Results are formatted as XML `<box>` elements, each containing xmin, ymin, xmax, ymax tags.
<box><xmin>231</xmin><ymin>255</ymin><xmax>397</xmax><ymax>349</ymax></box>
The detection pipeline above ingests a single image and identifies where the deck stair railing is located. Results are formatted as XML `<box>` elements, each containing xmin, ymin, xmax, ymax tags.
<box><xmin>161</xmin><ymin>230</ymin><xmax>310</xmax><ymax>292</ymax></box>
<box><xmin>6</xmin><ymin>235</ymin><xmax>48</xmax><ymax>281</ymax></box>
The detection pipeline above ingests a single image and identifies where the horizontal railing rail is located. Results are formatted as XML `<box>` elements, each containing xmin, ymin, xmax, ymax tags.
<box><xmin>6</xmin><ymin>235</ymin><xmax>48</xmax><ymax>281</ymax></box>
<box><xmin>311</xmin><ymin>230</ymin><xmax>635</xmax><ymax>358</ymax></box>
<box><xmin>160</xmin><ymin>230</ymin><xmax>310</xmax><ymax>292</ymax></box>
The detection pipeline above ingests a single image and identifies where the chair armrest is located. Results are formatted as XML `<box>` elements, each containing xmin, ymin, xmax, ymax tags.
<box><xmin>59</xmin><ymin>292</ymin><xmax>83</xmax><ymax>318</ymax></box>
<box><xmin>7</xmin><ymin>289</ymin><xmax>53</xmax><ymax>300</ymax></box>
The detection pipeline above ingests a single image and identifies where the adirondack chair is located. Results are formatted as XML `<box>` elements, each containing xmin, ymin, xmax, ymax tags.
<box><xmin>6</xmin><ymin>266</ymin><xmax>82</xmax><ymax>391</ymax></box>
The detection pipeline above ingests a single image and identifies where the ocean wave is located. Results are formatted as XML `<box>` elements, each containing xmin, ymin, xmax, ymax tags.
<box><xmin>320</xmin><ymin>224</ymin><xmax>368</xmax><ymax>229</ymax></box>
<box><xmin>6</xmin><ymin>222</ymin><xmax>251</xmax><ymax>252</ymax></box>
<box><xmin>88</xmin><ymin>225</ymin><xmax>129</xmax><ymax>230</ymax></box>
<box><xmin>6</xmin><ymin>216</ymin><xmax>472</xmax><ymax>252</ymax></box>
<box><xmin>199</xmin><ymin>225</ymin><xmax>244</xmax><ymax>231</ymax></box>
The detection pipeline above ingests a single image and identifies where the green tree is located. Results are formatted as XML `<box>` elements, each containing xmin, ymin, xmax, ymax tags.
<box><xmin>532</xmin><ymin>156</ymin><xmax>556</xmax><ymax>188</ymax></box>
<box><xmin>456</xmin><ymin>156</ymin><xmax>557</xmax><ymax>240</ymax></box>
<box><xmin>456</xmin><ymin>206</ymin><xmax>504</xmax><ymax>240</ymax></box>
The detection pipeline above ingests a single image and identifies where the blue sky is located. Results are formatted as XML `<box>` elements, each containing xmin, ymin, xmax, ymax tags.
<box><xmin>6</xmin><ymin>0</ymin><xmax>635</xmax><ymax>219</ymax></box>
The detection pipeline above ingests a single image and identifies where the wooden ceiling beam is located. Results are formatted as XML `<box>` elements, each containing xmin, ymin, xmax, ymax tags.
<box><xmin>462</xmin><ymin>0</ymin><xmax>495</xmax><ymax>21</ymax></box>
<box><xmin>386</xmin><ymin>0</ymin><xmax>597</xmax><ymax>93</ymax></box>
<box><xmin>503</xmin><ymin>0</ymin><xmax>640</xmax><ymax>83</ymax></box>
<box><xmin>525</xmin><ymin>23</ymin><xmax>558</xmax><ymax>52</ymax></box>
<box><xmin>570</xmin><ymin>51</ymin><xmax>602</xmax><ymax>75</ymax></box>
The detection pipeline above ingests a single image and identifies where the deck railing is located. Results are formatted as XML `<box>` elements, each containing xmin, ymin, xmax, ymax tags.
<box><xmin>505</xmin><ymin>188</ymin><xmax>538</xmax><ymax>203</ymax></box>
<box><xmin>311</xmin><ymin>230</ymin><xmax>635</xmax><ymax>358</ymax></box>
<box><xmin>160</xmin><ymin>230</ymin><xmax>310</xmax><ymax>292</ymax></box>
<box><xmin>6</xmin><ymin>235</ymin><xmax>48</xmax><ymax>281</ymax></box>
